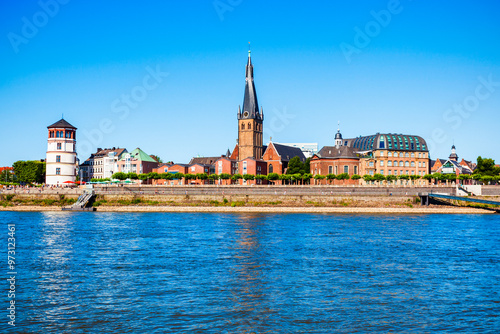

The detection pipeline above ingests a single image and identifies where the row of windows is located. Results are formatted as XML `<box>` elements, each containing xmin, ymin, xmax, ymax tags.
<box><xmin>369</xmin><ymin>170</ymin><xmax>426</xmax><ymax>176</ymax></box>
<box><xmin>327</xmin><ymin>165</ymin><xmax>358</xmax><ymax>174</ymax></box>
<box><xmin>241</xmin><ymin>122</ymin><xmax>262</xmax><ymax>131</ymax></box>
<box><xmin>381</xmin><ymin>151</ymin><xmax>427</xmax><ymax>158</ymax></box>
<box><xmin>380</xmin><ymin>161</ymin><xmax>427</xmax><ymax>167</ymax></box>
<box><xmin>49</xmin><ymin>130</ymin><xmax>75</xmax><ymax>139</ymax></box>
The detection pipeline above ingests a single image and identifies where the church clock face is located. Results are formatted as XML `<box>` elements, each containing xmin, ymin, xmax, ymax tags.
<box><xmin>243</xmin><ymin>111</ymin><xmax>249</xmax><ymax>118</ymax></box>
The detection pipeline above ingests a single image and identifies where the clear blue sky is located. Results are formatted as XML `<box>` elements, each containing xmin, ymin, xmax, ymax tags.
<box><xmin>1</xmin><ymin>0</ymin><xmax>499</xmax><ymax>166</ymax></box>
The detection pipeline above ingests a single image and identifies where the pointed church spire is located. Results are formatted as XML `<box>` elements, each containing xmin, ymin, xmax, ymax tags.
<box><xmin>239</xmin><ymin>45</ymin><xmax>260</xmax><ymax>120</ymax></box>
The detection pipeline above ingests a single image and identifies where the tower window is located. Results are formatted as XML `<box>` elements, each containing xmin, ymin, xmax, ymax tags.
<box><xmin>57</xmin><ymin>143</ymin><xmax>62</xmax><ymax>150</ymax></box>
<box><xmin>56</xmin><ymin>155</ymin><xmax>61</xmax><ymax>162</ymax></box>
<box><xmin>248</xmin><ymin>122</ymin><xmax>251</xmax><ymax>130</ymax></box>
<box><xmin>241</xmin><ymin>123</ymin><xmax>245</xmax><ymax>130</ymax></box>
<box><xmin>56</xmin><ymin>168</ymin><xmax>61</xmax><ymax>175</ymax></box>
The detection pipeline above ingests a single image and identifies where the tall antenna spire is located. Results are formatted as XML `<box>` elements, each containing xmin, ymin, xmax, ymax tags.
<box><xmin>337</xmin><ymin>120</ymin><xmax>340</xmax><ymax>132</ymax></box>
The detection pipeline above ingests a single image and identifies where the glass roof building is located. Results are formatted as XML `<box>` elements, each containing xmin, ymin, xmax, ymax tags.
<box><xmin>344</xmin><ymin>134</ymin><xmax>428</xmax><ymax>152</ymax></box>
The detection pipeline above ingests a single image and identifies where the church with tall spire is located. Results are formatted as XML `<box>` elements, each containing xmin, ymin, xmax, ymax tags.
<box><xmin>237</xmin><ymin>47</ymin><xmax>264</xmax><ymax>160</ymax></box>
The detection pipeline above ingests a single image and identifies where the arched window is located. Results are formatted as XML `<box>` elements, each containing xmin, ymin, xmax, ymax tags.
<box><xmin>269</xmin><ymin>164</ymin><xmax>273</xmax><ymax>173</ymax></box>
<box><xmin>411</xmin><ymin>161</ymin><xmax>415</xmax><ymax>167</ymax></box>
<box><xmin>405</xmin><ymin>161</ymin><xmax>410</xmax><ymax>167</ymax></box>
<box><xmin>248</xmin><ymin>122</ymin><xmax>251</xmax><ymax>130</ymax></box>
<box><xmin>399</xmin><ymin>152</ymin><xmax>404</xmax><ymax>157</ymax></box>
<box><xmin>405</xmin><ymin>152</ymin><xmax>409</xmax><ymax>158</ymax></box>
<box><xmin>388</xmin><ymin>152</ymin><xmax>392</xmax><ymax>157</ymax></box>
<box><xmin>399</xmin><ymin>161</ymin><xmax>403</xmax><ymax>167</ymax></box>
<box><xmin>388</xmin><ymin>160</ymin><xmax>392</xmax><ymax>166</ymax></box>
<box><xmin>241</xmin><ymin>123</ymin><xmax>245</xmax><ymax>130</ymax></box>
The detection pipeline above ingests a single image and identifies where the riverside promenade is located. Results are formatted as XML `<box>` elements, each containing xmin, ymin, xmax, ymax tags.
<box><xmin>3</xmin><ymin>184</ymin><xmax>500</xmax><ymax>196</ymax></box>
<box><xmin>1</xmin><ymin>184</ymin><xmax>461</xmax><ymax>196</ymax></box>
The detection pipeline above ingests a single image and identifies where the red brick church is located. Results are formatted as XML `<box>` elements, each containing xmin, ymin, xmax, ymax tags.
<box><xmin>216</xmin><ymin>50</ymin><xmax>305</xmax><ymax>184</ymax></box>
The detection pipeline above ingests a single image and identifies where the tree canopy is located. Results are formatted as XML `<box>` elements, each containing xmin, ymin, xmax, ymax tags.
<box><xmin>12</xmin><ymin>160</ymin><xmax>45</xmax><ymax>184</ymax></box>
<box><xmin>475</xmin><ymin>156</ymin><xmax>500</xmax><ymax>176</ymax></box>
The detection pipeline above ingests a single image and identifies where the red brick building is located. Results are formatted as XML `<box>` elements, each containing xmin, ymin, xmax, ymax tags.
<box><xmin>262</xmin><ymin>142</ymin><xmax>306</xmax><ymax>175</ymax></box>
<box><xmin>239</xmin><ymin>157</ymin><xmax>267</xmax><ymax>185</ymax></box>
<box><xmin>310</xmin><ymin>145</ymin><xmax>360</xmax><ymax>185</ymax></box>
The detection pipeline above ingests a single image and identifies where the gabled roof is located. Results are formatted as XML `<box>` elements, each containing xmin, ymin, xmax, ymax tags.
<box><xmin>270</xmin><ymin>143</ymin><xmax>306</xmax><ymax>162</ymax></box>
<box><xmin>123</xmin><ymin>148</ymin><xmax>158</xmax><ymax>162</ymax></box>
<box><xmin>215</xmin><ymin>156</ymin><xmax>236</xmax><ymax>163</ymax></box>
<box><xmin>436</xmin><ymin>159</ymin><xmax>473</xmax><ymax>175</ymax></box>
<box><xmin>315</xmin><ymin>146</ymin><xmax>359</xmax><ymax>159</ymax></box>
<box><xmin>170</xmin><ymin>163</ymin><xmax>189</xmax><ymax>168</ymax></box>
<box><xmin>95</xmin><ymin>147</ymin><xmax>127</xmax><ymax>158</ymax></box>
<box><xmin>189</xmin><ymin>157</ymin><xmax>219</xmax><ymax>165</ymax></box>
<box><xmin>47</xmin><ymin>118</ymin><xmax>76</xmax><ymax>129</ymax></box>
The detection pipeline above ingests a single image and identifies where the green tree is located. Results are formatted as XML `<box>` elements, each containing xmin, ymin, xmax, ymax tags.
<box><xmin>231</xmin><ymin>174</ymin><xmax>243</xmax><ymax>183</ymax></box>
<box><xmin>243</xmin><ymin>174</ymin><xmax>255</xmax><ymax>181</ymax></box>
<box><xmin>1</xmin><ymin>169</ymin><xmax>15</xmax><ymax>183</ymax></box>
<box><xmin>314</xmin><ymin>174</ymin><xmax>326</xmax><ymax>185</ymax></box>
<box><xmin>372</xmin><ymin>173</ymin><xmax>386</xmax><ymax>185</ymax></box>
<box><xmin>254</xmin><ymin>174</ymin><xmax>266</xmax><ymax>184</ymax></box>
<box><xmin>148</xmin><ymin>172</ymin><xmax>160</xmax><ymax>179</ymax></box>
<box><xmin>12</xmin><ymin>160</ymin><xmax>45</xmax><ymax>184</ymax></box>
<box><xmin>219</xmin><ymin>173</ymin><xmax>231</xmax><ymax>184</ymax></box>
<box><xmin>337</xmin><ymin>173</ymin><xmax>350</xmax><ymax>181</ymax></box>
<box><xmin>112</xmin><ymin>172</ymin><xmax>127</xmax><ymax>180</ymax></box>
<box><xmin>286</xmin><ymin>156</ymin><xmax>303</xmax><ymax>175</ymax></box>
<box><xmin>302</xmin><ymin>173</ymin><xmax>313</xmax><ymax>184</ymax></box>
<box><xmin>386</xmin><ymin>175</ymin><xmax>397</xmax><ymax>183</ymax></box>
<box><xmin>475</xmin><ymin>156</ymin><xmax>500</xmax><ymax>176</ymax></box>
<box><xmin>267</xmin><ymin>173</ymin><xmax>279</xmax><ymax>184</ymax></box>
<box><xmin>480</xmin><ymin>175</ymin><xmax>493</xmax><ymax>185</ymax></box>
<box><xmin>161</xmin><ymin>173</ymin><xmax>173</xmax><ymax>180</ymax></box>
<box><xmin>126</xmin><ymin>172</ymin><xmax>138</xmax><ymax>179</ymax></box>
<box><xmin>351</xmin><ymin>174</ymin><xmax>361</xmax><ymax>181</ymax></box>
<box><xmin>422</xmin><ymin>174</ymin><xmax>433</xmax><ymax>182</ymax></box>
<box><xmin>301</xmin><ymin>158</ymin><xmax>311</xmax><ymax>174</ymax></box>
<box><xmin>326</xmin><ymin>174</ymin><xmax>336</xmax><ymax>185</ymax></box>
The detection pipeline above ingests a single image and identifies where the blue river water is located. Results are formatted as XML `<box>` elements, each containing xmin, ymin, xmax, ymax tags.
<box><xmin>1</xmin><ymin>212</ymin><xmax>499</xmax><ymax>333</ymax></box>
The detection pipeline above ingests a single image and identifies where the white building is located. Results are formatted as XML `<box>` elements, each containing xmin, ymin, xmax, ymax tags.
<box><xmin>79</xmin><ymin>147</ymin><xmax>128</xmax><ymax>182</ymax></box>
<box><xmin>276</xmin><ymin>143</ymin><xmax>318</xmax><ymax>158</ymax></box>
<box><xmin>45</xmin><ymin>118</ymin><xmax>77</xmax><ymax>185</ymax></box>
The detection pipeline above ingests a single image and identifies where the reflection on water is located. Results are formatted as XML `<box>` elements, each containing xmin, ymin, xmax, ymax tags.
<box><xmin>0</xmin><ymin>212</ymin><xmax>499</xmax><ymax>333</ymax></box>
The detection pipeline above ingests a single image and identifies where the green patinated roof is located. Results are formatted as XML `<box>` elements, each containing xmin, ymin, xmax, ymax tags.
<box><xmin>122</xmin><ymin>148</ymin><xmax>157</xmax><ymax>162</ymax></box>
